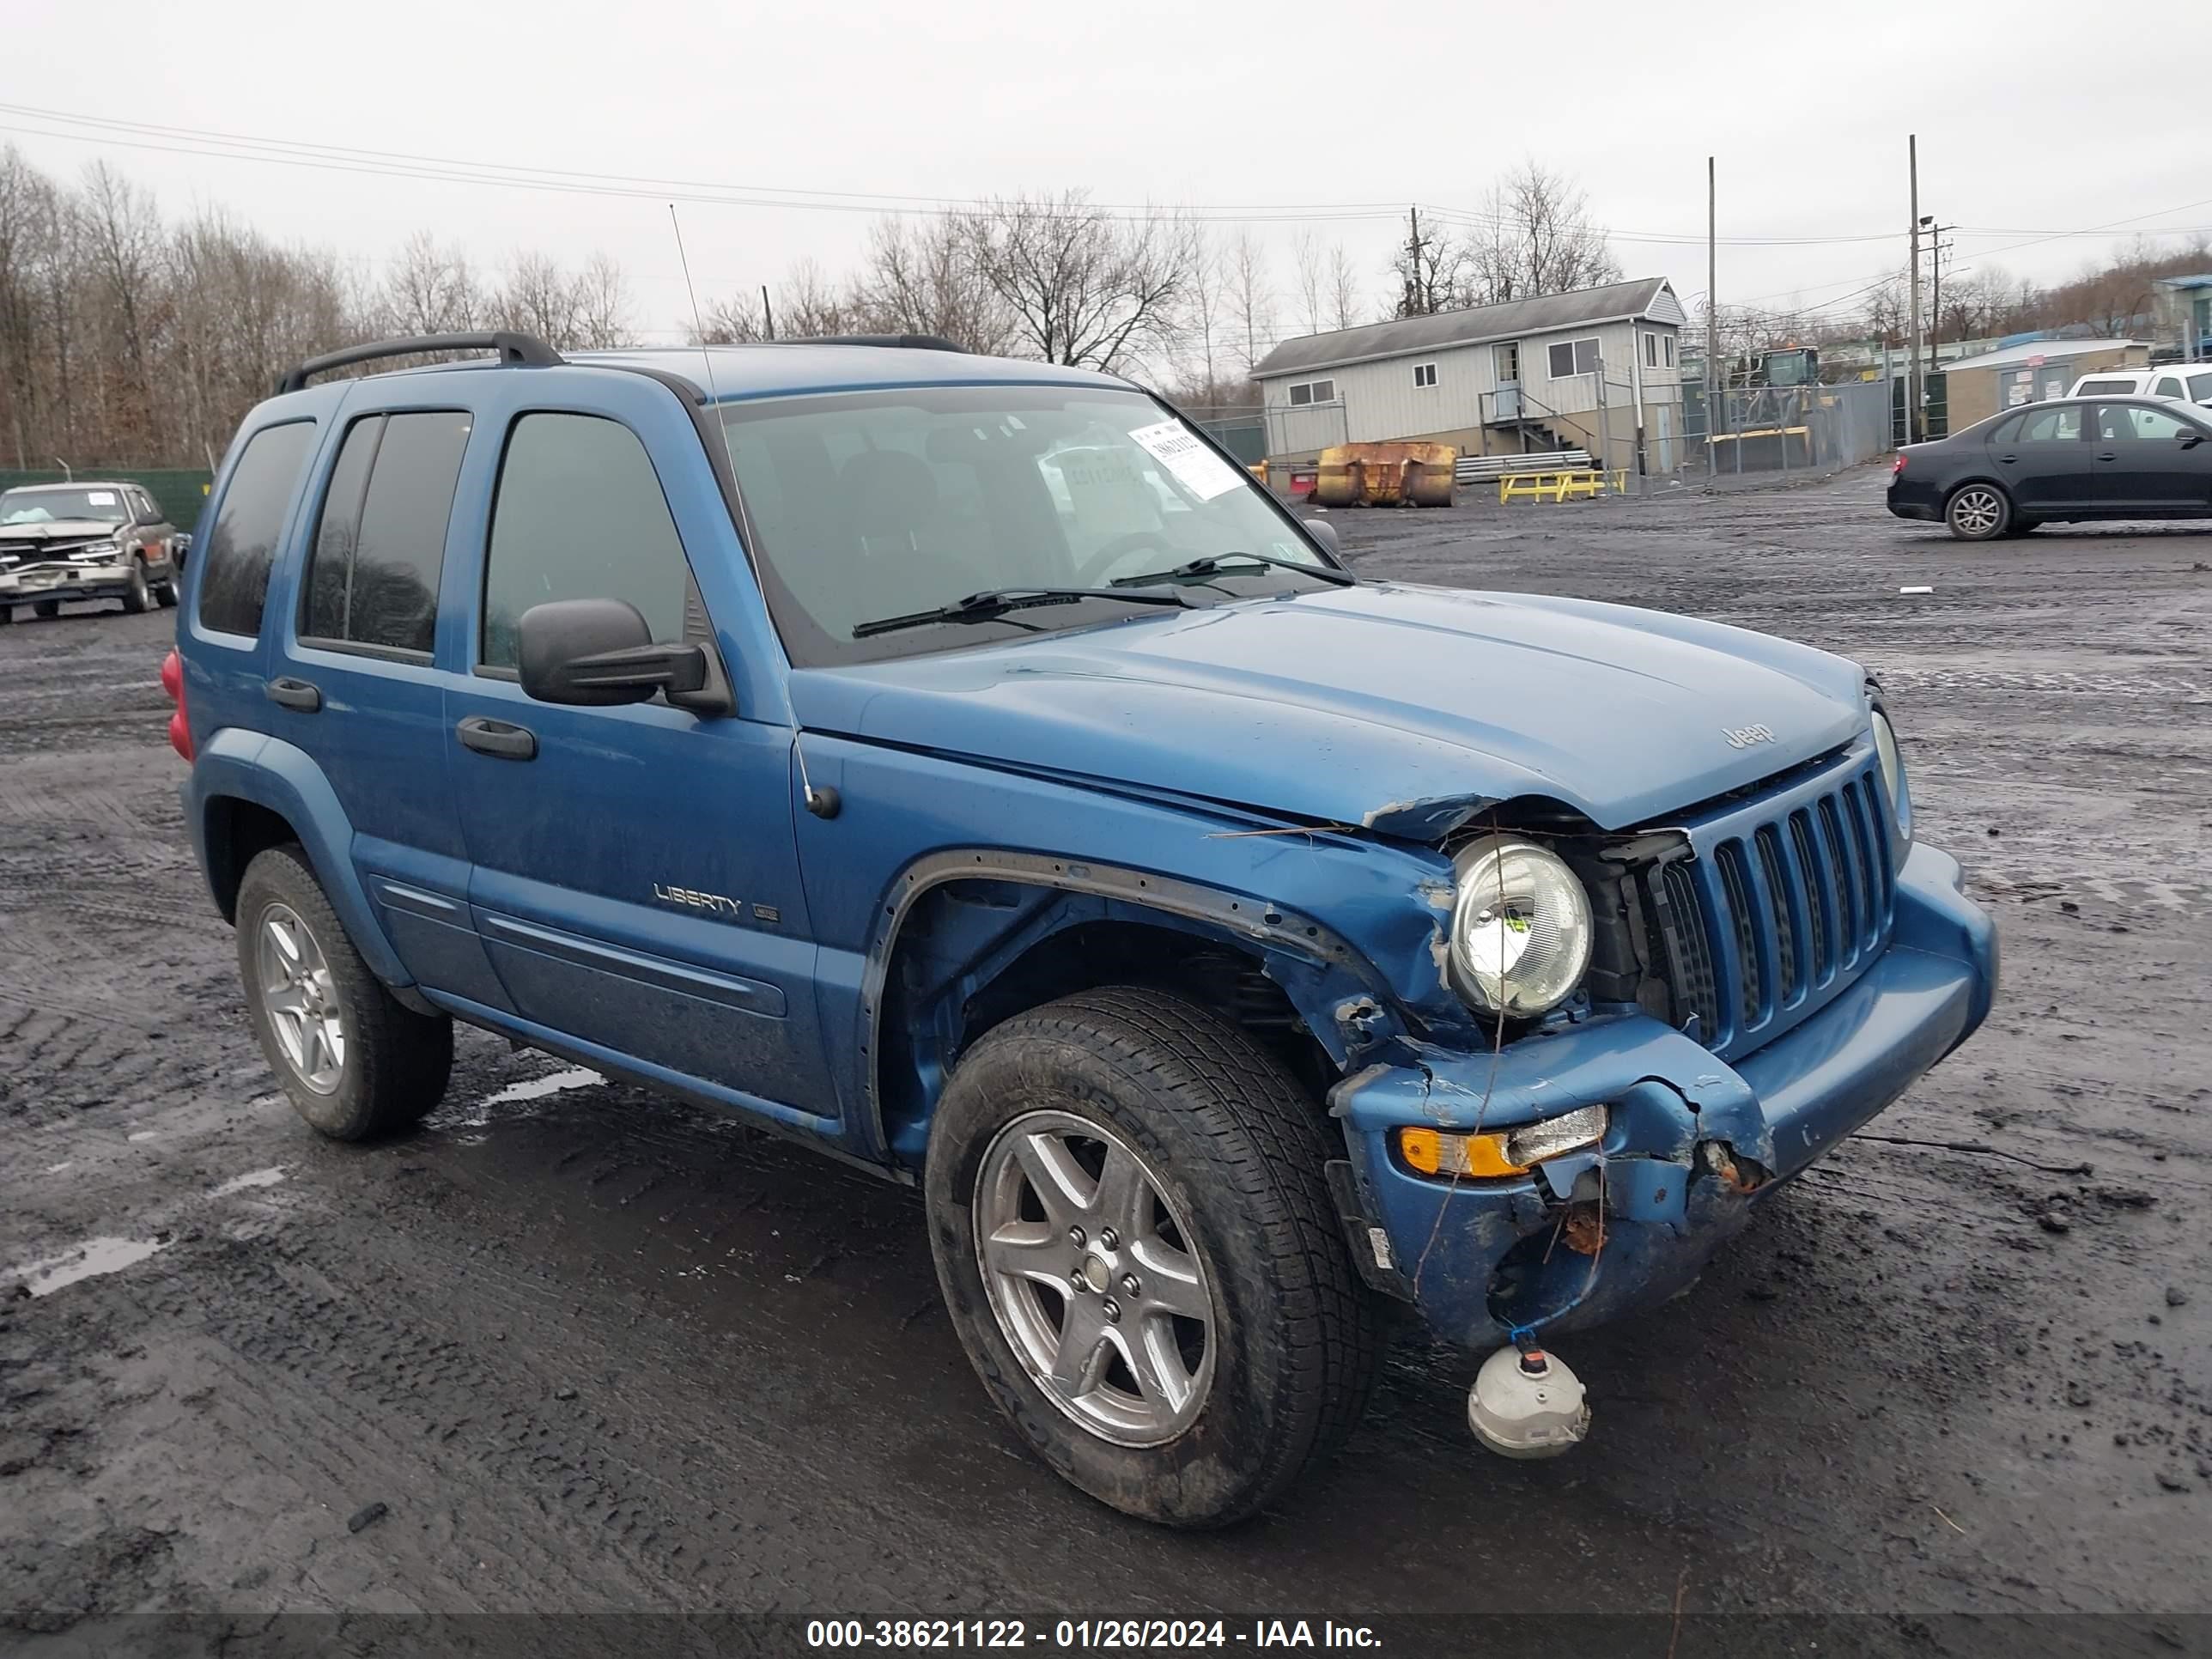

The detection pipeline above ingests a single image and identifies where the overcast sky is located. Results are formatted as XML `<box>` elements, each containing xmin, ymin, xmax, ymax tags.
<box><xmin>3</xmin><ymin>0</ymin><xmax>2205</xmax><ymax>350</ymax></box>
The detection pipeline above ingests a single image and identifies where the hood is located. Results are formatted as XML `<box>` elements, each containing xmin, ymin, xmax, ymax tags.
<box><xmin>788</xmin><ymin>584</ymin><xmax>1870</xmax><ymax>836</ymax></box>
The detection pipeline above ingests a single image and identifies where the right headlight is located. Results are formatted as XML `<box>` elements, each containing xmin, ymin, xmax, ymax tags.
<box><xmin>1449</xmin><ymin>836</ymin><xmax>1593</xmax><ymax>1018</ymax></box>
<box><xmin>1870</xmin><ymin>708</ymin><xmax>1911</xmax><ymax>847</ymax></box>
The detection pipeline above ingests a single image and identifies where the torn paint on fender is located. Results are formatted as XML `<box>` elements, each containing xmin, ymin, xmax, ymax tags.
<box><xmin>1362</xmin><ymin>794</ymin><xmax>1498</xmax><ymax>840</ymax></box>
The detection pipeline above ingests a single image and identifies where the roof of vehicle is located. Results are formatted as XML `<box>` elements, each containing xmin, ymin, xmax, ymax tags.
<box><xmin>270</xmin><ymin>341</ymin><xmax>1129</xmax><ymax>410</ymax></box>
<box><xmin>567</xmin><ymin>344</ymin><xmax>1127</xmax><ymax>404</ymax></box>
<box><xmin>1942</xmin><ymin>337</ymin><xmax>2146</xmax><ymax>373</ymax></box>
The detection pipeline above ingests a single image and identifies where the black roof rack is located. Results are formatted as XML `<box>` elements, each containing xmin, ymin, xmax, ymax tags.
<box><xmin>786</xmin><ymin>333</ymin><xmax>968</xmax><ymax>354</ymax></box>
<box><xmin>276</xmin><ymin>331</ymin><xmax>563</xmax><ymax>397</ymax></box>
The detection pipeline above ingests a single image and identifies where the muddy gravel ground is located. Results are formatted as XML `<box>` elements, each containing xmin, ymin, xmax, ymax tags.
<box><xmin>2</xmin><ymin>466</ymin><xmax>2207</xmax><ymax>1656</ymax></box>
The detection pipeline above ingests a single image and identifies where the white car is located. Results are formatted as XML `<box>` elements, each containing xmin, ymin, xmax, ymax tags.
<box><xmin>2067</xmin><ymin>366</ymin><xmax>2212</xmax><ymax>410</ymax></box>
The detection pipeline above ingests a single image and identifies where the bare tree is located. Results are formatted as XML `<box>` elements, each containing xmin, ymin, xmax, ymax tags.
<box><xmin>1326</xmin><ymin>242</ymin><xmax>1364</xmax><ymax>331</ymax></box>
<box><xmin>1291</xmin><ymin>230</ymin><xmax>1324</xmax><ymax>335</ymax></box>
<box><xmin>495</xmin><ymin>251</ymin><xmax>583</xmax><ymax>346</ymax></box>
<box><xmin>957</xmin><ymin>192</ymin><xmax>1194</xmax><ymax>372</ymax></box>
<box><xmin>1226</xmin><ymin>228</ymin><xmax>1273</xmax><ymax>374</ymax></box>
<box><xmin>379</xmin><ymin>233</ymin><xmax>485</xmax><ymax>337</ymax></box>
<box><xmin>689</xmin><ymin>292</ymin><xmax>769</xmax><ymax>344</ymax></box>
<box><xmin>572</xmin><ymin>252</ymin><xmax>631</xmax><ymax>349</ymax></box>
<box><xmin>1464</xmin><ymin>162</ymin><xmax>1622</xmax><ymax>306</ymax></box>
<box><xmin>1389</xmin><ymin>210</ymin><xmax>1469</xmax><ymax>318</ymax></box>
<box><xmin>1184</xmin><ymin>228</ymin><xmax>1224</xmax><ymax>394</ymax></box>
<box><xmin>852</xmin><ymin>216</ymin><xmax>1012</xmax><ymax>353</ymax></box>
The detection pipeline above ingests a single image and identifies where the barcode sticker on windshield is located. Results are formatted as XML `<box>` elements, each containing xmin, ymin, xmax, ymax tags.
<box><xmin>1129</xmin><ymin>420</ymin><xmax>1245</xmax><ymax>501</ymax></box>
<box><xmin>88</xmin><ymin>491</ymin><xmax>118</xmax><ymax>505</ymax></box>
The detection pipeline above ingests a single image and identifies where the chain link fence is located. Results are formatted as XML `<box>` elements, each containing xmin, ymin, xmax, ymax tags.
<box><xmin>1679</xmin><ymin>380</ymin><xmax>1891</xmax><ymax>483</ymax></box>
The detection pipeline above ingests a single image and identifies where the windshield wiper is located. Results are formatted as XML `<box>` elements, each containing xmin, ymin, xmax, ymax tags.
<box><xmin>853</xmin><ymin>586</ymin><xmax>1193</xmax><ymax>640</ymax></box>
<box><xmin>1109</xmin><ymin>550</ymin><xmax>1356</xmax><ymax>589</ymax></box>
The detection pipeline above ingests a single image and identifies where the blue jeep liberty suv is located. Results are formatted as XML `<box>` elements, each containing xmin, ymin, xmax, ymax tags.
<box><xmin>166</xmin><ymin>331</ymin><xmax>1997</xmax><ymax>1527</ymax></box>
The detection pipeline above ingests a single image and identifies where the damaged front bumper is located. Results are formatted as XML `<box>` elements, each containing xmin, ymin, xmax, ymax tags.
<box><xmin>0</xmin><ymin>557</ymin><xmax>145</xmax><ymax>604</ymax></box>
<box><xmin>1328</xmin><ymin>841</ymin><xmax>1997</xmax><ymax>1349</ymax></box>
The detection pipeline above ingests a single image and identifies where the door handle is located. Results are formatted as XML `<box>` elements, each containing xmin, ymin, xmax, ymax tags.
<box><xmin>266</xmin><ymin>677</ymin><xmax>322</xmax><ymax>713</ymax></box>
<box><xmin>2097</xmin><ymin>451</ymin><xmax>2118</xmax><ymax>461</ymax></box>
<box><xmin>1997</xmin><ymin>453</ymin><xmax>2019</xmax><ymax>463</ymax></box>
<box><xmin>457</xmin><ymin>715</ymin><xmax>538</xmax><ymax>761</ymax></box>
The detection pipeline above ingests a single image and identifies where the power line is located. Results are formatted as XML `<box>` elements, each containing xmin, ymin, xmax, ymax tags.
<box><xmin>0</xmin><ymin>99</ymin><xmax>2092</xmax><ymax>252</ymax></box>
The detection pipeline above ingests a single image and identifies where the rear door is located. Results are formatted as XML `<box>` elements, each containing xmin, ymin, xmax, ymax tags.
<box><xmin>1993</xmin><ymin>402</ymin><xmax>2094</xmax><ymax>511</ymax></box>
<box><xmin>2092</xmin><ymin>402</ymin><xmax>2212</xmax><ymax>512</ymax></box>
<box><xmin>441</xmin><ymin>375</ymin><xmax>833</xmax><ymax>1121</ymax></box>
<box><xmin>259</xmin><ymin>390</ymin><xmax>510</xmax><ymax>1007</ymax></box>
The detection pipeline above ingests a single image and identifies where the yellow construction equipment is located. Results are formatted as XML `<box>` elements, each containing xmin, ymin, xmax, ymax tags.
<box><xmin>1310</xmin><ymin>442</ymin><xmax>1457</xmax><ymax>507</ymax></box>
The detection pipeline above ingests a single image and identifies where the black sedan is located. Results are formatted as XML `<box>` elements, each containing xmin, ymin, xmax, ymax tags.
<box><xmin>1887</xmin><ymin>396</ymin><xmax>2212</xmax><ymax>540</ymax></box>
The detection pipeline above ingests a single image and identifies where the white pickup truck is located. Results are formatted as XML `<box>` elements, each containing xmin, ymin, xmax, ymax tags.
<box><xmin>2068</xmin><ymin>365</ymin><xmax>2212</xmax><ymax>410</ymax></box>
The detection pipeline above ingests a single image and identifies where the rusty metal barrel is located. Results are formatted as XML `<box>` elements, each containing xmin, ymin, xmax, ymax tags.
<box><xmin>1310</xmin><ymin>442</ymin><xmax>1457</xmax><ymax>507</ymax></box>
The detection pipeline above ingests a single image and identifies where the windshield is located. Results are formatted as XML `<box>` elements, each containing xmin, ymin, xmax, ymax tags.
<box><xmin>713</xmin><ymin>385</ymin><xmax>1334</xmax><ymax>665</ymax></box>
<box><xmin>0</xmin><ymin>486</ymin><xmax>131</xmax><ymax>526</ymax></box>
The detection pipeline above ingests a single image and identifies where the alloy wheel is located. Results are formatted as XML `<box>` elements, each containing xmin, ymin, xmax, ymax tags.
<box><xmin>256</xmin><ymin>903</ymin><xmax>346</xmax><ymax>1094</ymax></box>
<box><xmin>1951</xmin><ymin>488</ymin><xmax>2002</xmax><ymax>536</ymax></box>
<box><xmin>973</xmin><ymin>1109</ymin><xmax>1217</xmax><ymax>1447</ymax></box>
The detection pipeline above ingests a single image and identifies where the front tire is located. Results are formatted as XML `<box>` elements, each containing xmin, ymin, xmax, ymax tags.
<box><xmin>924</xmin><ymin>988</ymin><xmax>1380</xmax><ymax>1528</ymax></box>
<box><xmin>121</xmin><ymin>562</ymin><xmax>152</xmax><ymax>614</ymax></box>
<box><xmin>235</xmin><ymin>845</ymin><xmax>453</xmax><ymax>1141</ymax></box>
<box><xmin>32</xmin><ymin>599</ymin><xmax>59</xmax><ymax>619</ymax></box>
<box><xmin>1946</xmin><ymin>483</ymin><xmax>2011</xmax><ymax>540</ymax></box>
<box><xmin>155</xmin><ymin>576</ymin><xmax>179</xmax><ymax>608</ymax></box>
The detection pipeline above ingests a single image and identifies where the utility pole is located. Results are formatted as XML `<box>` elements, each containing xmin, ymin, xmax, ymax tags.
<box><xmin>1403</xmin><ymin>205</ymin><xmax>1430</xmax><ymax>314</ymax></box>
<box><xmin>1706</xmin><ymin>155</ymin><xmax>1718</xmax><ymax>478</ymax></box>
<box><xmin>1926</xmin><ymin>222</ymin><xmax>1954</xmax><ymax>371</ymax></box>
<box><xmin>1907</xmin><ymin>135</ymin><xmax>1923</xmax><ymax>445</ymax></box>
<box><xmin>761</xmin><ymin>283</ymin><xmax>775</xmax><ymax>341</ymax></box>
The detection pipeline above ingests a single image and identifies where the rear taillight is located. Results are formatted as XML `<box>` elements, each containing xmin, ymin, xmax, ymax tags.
<box><xmin>161</xmin><ymin>647</ymin><xmax>193</xmax><ymax>762</ymax></box>
<box><xmin>1891</xmin><ymin>453</ymin><xmax>1907</xmax><ymax>474</ymax></box>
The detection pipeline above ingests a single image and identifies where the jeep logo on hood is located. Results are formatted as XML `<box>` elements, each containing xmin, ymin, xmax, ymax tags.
<box><xmin>1723</xmin><ymin>723</ymin><xmax>1777</xmax><ymax>750</ymax></box>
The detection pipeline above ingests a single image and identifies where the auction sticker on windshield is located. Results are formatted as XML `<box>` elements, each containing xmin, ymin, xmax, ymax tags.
<box><xmin>1129</xmin><ymin>419</ymin><xmax>1245</xmax><ymax>501</ymax></box>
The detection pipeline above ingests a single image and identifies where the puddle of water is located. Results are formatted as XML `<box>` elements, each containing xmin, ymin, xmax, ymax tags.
<box><xmin>440</xmin><ymin>1066</ymin><xmax>605</xmax><ymax>1129</ymax></box>
<box><xmin>483</xmin><ymin>1066</ymin><xmax>603</xmax><ymax>1107</ymax></box>
<box><xmin>210</xmin><ymin>1166</ymin><xmax>287</xmax><ymax>1199</ymax></box>
<box><xmin>11</xmin><ymin>1237</ymin><xmax>169</xmax><ymax>1297</ymax></box>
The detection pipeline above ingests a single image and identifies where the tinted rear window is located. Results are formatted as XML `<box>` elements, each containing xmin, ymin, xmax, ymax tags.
<box><xmin>199</xmin><ymin>422</ymin><xmax>317</xmax><ymax>638</ymax></box>
<box><xmin>304</xmin><ymin>411</ymin><xmax>471</xmax><ymax>655</ymax></box>
<box><xmin>2071</xmin><ymin>379</ymin><xmax>2134</xmax><ymax>397</ymax></box>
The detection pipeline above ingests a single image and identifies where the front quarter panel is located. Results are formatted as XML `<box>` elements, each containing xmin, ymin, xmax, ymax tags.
<box><xmin>793</xmin><ymin>736</ymin><xmax>1480</xmax><ymax>1160</ymax></box>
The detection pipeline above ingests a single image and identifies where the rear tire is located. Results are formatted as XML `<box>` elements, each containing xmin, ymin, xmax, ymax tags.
<box><xmin>924</xmin><ymin>988</ymin><xmax>1381</xmax><ymax>1528</ymax></box>
<box><xmin>235</xmin><ymin>845</ymin><xmax>453</xmax><ymax>1141</ymax></box>
<box><xmin>1945</xmin><ymin>483</ymin><xmax>2011</xmax><ymax>540</ymax></box>
<box><xmin>33</xmin><ymin>600</ymin><xmax>59</xmax><ymax>619</ymax></box>
<box><xmin>155</xmin><ymin>578</ymin><xmax>179</xmax><ymax>608</ymax></box>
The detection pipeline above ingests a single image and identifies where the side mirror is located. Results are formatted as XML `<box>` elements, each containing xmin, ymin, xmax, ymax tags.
<box><xmin>1304</xmin><ymin>517</ymin><xmax>1342</xmax><ymax>560</ymax></box>
<box><xmin>517</xmin><ymin>598</ymin><xmax>708</xmax><ymax>707</ymax></box>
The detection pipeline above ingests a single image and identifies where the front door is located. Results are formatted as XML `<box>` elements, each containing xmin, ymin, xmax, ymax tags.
<box><xmin>2092</xmin><ymin>401</ymin><xmax>2212</xmax><ymax>512</ymax></box>
<box><xmin>1492</xmin><ymin>343</ymin><xmax>1522</xmax><ymax>421</ymax></box>
<box><xmin>442</xmin><ymin>389</ymin><xmax>834</xmax><ymax>1121</ymax></box>
<box><xmin>1992</xmin><ymin>402</ymin><xmax>2095</xmax><ymax>512</ymax></box>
